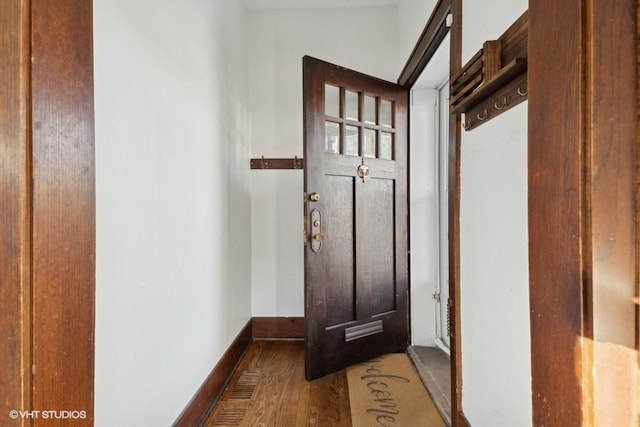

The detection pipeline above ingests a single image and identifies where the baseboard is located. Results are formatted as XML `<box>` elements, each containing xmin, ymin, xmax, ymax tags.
<box><xmin>252</xmin><ymin>316</ymin><xmax>305</xmax><ymax>339</ymax></box>
<box><xmin>172</xmin><ymin>319</ymin><xmax>252</xmax><ymax>427</ymax></box>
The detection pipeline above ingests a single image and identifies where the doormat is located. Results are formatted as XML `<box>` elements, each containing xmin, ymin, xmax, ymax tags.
<box><xmin>347</xmin><ymin>353</ymin><xmax>446</xmax><ymax>427</ymax></box>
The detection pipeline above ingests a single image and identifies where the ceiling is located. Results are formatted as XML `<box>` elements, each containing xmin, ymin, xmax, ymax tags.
<box><xmin>244</xmin><ymin>0</ymin><xmax>398</xmax><ymax>9</ymax></box>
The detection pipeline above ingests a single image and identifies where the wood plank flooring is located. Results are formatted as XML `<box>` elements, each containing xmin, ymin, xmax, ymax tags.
<box><xmin>204</xmin><ymin>340</ymin><xmax>352</xmax><ymax>426</ymax></box>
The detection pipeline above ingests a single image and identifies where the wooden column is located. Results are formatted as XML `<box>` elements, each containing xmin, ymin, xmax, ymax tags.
<box><xmin>1</xmin><ymin>1</ymin><xmax>95</xmax><ymax>425</ymax></box>
<box><xmin>0</xmin><ymin>2</ymin><xmax>32</xmax><ymax>426</ymax></box>
<box><xmin>448</xmin><ymin>1</ymin><xmax>464</xmax><ymax>425</ymax></box>
<box><xmin>30</xmin><ymin>1</ymin><xmax>96</xmax><ymax>425</ymax></box>
<box><xmin>529</xmin><ymin>0</ymin><xmax>637</xmax><ymax>425</ymax></box>
<box><xmin>586</xmin><ymin>0</ymin><xmax>637</xmax><ymax>424</ymax></box>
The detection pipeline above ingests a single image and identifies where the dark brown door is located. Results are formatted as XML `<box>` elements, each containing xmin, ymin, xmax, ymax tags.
<box><xmin>303</xmin><ymin>56</ymin><xmax>409</xmax><ymax>380</ymax></box>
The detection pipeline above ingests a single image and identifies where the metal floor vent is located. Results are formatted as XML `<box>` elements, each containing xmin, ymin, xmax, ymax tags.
<box><xmin>229</xmin><ymin>371</ymin><xmax>261</xmax><ymax>400</ymax></box>
<box><xmin>208</xmin><ymin>371</ymin><xmax>262</xmax><ymax>426</ymax></box>
<box><xmin>212</xmin><ymin>404</ymin><xmax>247</xmax><ymax>426</ymax></box>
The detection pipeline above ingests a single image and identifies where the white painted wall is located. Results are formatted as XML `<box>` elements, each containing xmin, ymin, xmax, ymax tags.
<box><xmin>247</xmin><ymin>6</ymin><xmax>400</xmax><ymax>316</ymax></box>
<box><xmin>460</xmin><ymin>1</ymin><xmax>532</xmax><ymax>426</ymax></box>
<box><xmin>93</xmin><ymin>1</ymin><xmax>252</xmax><ymax>425</ymax></box>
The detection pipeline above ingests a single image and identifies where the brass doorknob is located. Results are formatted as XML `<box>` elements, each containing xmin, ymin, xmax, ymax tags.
<box><xmin>312</xmin><ymin>233</ymin><xmax>325</xmax><ymax>242</ymax></box>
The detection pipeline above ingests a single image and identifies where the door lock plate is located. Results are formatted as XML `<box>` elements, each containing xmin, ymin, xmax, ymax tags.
<box><xmin>310</xmin><ymin>208</ymin><xmax>322</xmax><ymax>253</ymax></box>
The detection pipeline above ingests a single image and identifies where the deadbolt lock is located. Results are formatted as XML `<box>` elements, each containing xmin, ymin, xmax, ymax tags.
<box><xmin>309</xmin><ymin>192</ymin><xmax>320</xmax><ymax>202</ymax></box>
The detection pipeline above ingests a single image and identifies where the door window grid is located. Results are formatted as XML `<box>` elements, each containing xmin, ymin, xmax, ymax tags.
<box><xmin>324</xmin><ymin>84</ymin><xmax>395</xmax><ymax>160</ymax></box>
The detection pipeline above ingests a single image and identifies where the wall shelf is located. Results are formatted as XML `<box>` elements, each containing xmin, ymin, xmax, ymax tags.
<box><xmin>450</xmin><ymin>11</ymin><xmax>528</xmax><ymax>131</ymax></box>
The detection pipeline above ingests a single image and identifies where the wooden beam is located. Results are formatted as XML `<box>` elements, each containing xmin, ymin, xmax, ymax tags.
<box><xmin>397</xmin><ymin>0</ymin><xmax>452</xmax><ymax>88</ymax></box>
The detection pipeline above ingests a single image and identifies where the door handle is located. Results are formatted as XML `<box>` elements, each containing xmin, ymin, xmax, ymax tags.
<box><xmin>310</xmin><ymin>208</ymin><xmax>322</xmax><ymax>252</ymax></box>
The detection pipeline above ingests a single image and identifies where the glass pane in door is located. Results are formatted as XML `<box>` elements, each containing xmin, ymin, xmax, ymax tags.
<box><xmin>379</xmin><ymin>132</ymin><xmax>393</xmax><ymax>160</ymax></box>
<box><xmin>345</xmin><ymin>90</ymin><xmax>359</xmax><ymax>121</ymax></box>
<box><xmin>363</xmin><ymin>95</ymin><xmax>376</xmax><ymax>125</ymax></box>
<box><xmin>363</xmin><ymin>129</ymin><xmax>376</xmax><ymax>158</ymax></box>
<box><xmin>325</xmin><ymin>121</ymin><xmax>340</xmax><ymax>153</ymax></box>
<box><xmin>381</xmin><ymin>99</ymin><xmax>393</xmax><ymax>128</ymax></box>
<box><xmin>325</xmin><ymin>84</ymin><xmax>340</xmax><ymax>117</ymax></box>
<box><xmin>345</xmin><ymin>125</ymin><xmax>359</xmax><ymax>156</ymax></box>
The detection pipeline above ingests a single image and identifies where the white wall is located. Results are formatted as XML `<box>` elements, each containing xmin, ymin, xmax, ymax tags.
<box><xmin>247</xmin><ymin>6</ymin><xmax>400</xmax><ymax>316</ymax></box>
<box><xmin>459</xmin><ymin>1</ymin><xmax>532</xmax><ymax>426</ymax></box>
<box><xmin>93</xmin><ymin>1</ymin><xmax>252</xmax><ymax>425</ymax></box>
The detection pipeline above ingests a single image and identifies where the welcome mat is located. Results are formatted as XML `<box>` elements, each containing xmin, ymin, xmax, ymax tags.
<box><xmin>347</xmin><ymin>353</ymin><xmax>446</xmax><ymax>427</ymax></box>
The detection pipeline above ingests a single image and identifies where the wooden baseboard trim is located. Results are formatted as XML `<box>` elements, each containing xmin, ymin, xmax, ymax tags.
<box><xmin>172</xmin><ymin>319</ymin><xmax>252</xmax><ymax>427</ymax></box>
<box><xmin>252</xmin><ymin>316</ymin><xmax>305</xmax><ymax>339</ymax></box>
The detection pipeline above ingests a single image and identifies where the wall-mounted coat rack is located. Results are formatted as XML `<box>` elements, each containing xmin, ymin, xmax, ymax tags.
<box><xmin>250</xmin><ymin>156</ymin><xmax>304</xmax><ymax>170</ymax></box>
<box><xmin>450</xmin><ymin>11</ymin><xmax>528</xmax><ymax>131</ymax></box>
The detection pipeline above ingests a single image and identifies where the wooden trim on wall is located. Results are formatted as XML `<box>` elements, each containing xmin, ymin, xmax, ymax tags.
<box><xmin>636</xmin><ymin>0</ymin><xmax>640</xmax><ymax>367</ymax></box>
<box><xmin>448</xmin><ymin>1</ymin><xmax>463</xmax><ymax>426</ymax></box>
<box><xmin>529</xmin><ymin>0</ymin><xmax>638</xmax><ymax>425</ymax></box>
<box><xmin>252</xmin><ymin>317</ymin><xmax>305</xmax><ymax>339</ymax></box>
<box><xmin>30</xmin><ymin>2</ymin><xmax>96</xmax><ymax>425</ymax></box>
<box><xmin>0</xmin><ymin>1</ymin><xmax>31</xmax><ymax>425</ymax></box>
<box><xmin>397</xmin><ymin>0</ymin><xmax>452</xmax><ymax>87</ymax></box>
<box><xmin>173</xmin><ymin>320</ymin><xmax>253</xmax><ymax>427</ymax></box>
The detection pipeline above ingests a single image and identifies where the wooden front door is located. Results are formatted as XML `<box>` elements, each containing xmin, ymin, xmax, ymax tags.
<box><xmin>303</xmin><ymin>56</ymin><xmax>409</xmax><ymax>380</ymax></box>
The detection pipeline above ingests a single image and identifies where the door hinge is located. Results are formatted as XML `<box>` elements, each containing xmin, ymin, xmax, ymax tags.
<box><xmin>432</xmin><ymin>292</ymin><xmax>441</xmax><ymax>302</ymax></box>
<box><xmin>447</xmin><ymin>298</ymin><xmax>454</xmax><ymax>337</ymax></box>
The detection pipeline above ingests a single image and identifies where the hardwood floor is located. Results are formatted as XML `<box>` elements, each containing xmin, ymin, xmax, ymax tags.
<box><xmin>204</xmin><ymin>340</ymin><xmax>352</xmax><ymax>426</ymax></box>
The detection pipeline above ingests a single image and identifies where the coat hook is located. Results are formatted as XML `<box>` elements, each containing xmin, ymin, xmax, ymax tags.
<box><xmin>517</xmin><ymin>86</ymin><xmax>528</xmax><ymax>97</ymax></box>
<box><xmin>462</xmin><ymin>116</ymin><xmax>471</xmax><ymax>129</ymax></box>
<box><xmin>261</xmin><ymin>156</ymin><xmax>269</xmax><ymax>169</ymax></box>
<box><xmin>477</xmin><ymin>108</ymin><xmax>488</xmax><ymax>121</ymax></box>
<box><xmin>494</xmin><ymin>95</ymin><xmax>509</xmax><ymax>110</ymax></box>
